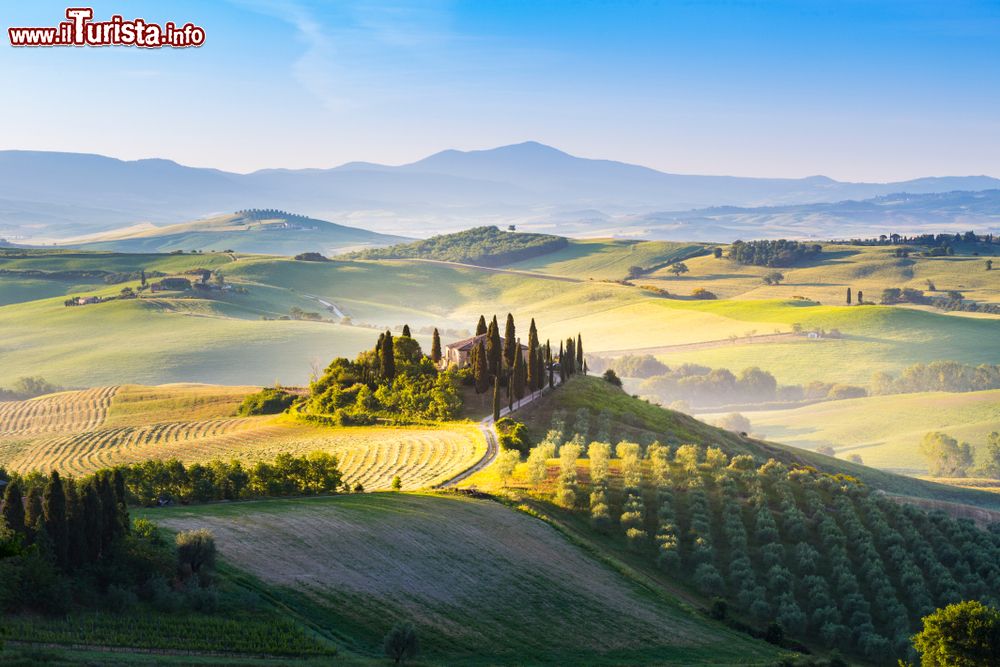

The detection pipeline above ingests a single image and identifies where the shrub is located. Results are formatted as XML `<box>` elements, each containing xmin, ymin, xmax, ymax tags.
<box><xmin>384</xmin><ymin>622</ymin><xmax>419</xmax><ymax>665</ymax></box>
<box><xmin>495</xmin><ymin>418</ymin><xmax>530</xmax><ymax>455</ymax></box>
<box><xmin>691</xmin><ymin>288</ymin><xmax>717</xmax><ymax>300</ymax></box>
<box><xmin>237</xmin><ymin>387</ymin><xmax>296</xmax><ymax>416</ymax></box>
<box><xmin>601</xmin><ymin>369</ymin><xmax>623</xmax><ymax>387</ymax></box>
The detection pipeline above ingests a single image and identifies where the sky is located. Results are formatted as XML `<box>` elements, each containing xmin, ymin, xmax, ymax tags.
<box><xmin>1</xmin><ymin>0</ymin><xmax>999</xmax><ymax>181</ymax></box>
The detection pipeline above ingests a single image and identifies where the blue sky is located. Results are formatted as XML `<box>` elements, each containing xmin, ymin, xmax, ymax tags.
<box><xmin>1</xmin><ymin>0</ymin><xmax>998</xmax><ymax>180</ymax></box>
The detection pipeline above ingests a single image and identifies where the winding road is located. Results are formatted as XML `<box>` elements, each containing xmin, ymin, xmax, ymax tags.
<box><xmin>437</xmin><ymin>380</ymin><xmax>560</xmax><ymax>488</ymax></box>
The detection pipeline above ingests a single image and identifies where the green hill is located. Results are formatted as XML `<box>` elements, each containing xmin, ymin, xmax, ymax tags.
<box><xmin>67</xmin><ymin>210</ymin><xmax>406</xmax><ymax>255</ymax></box>
<box><xmin>141</xmin><ymin>493</ymin><xmax>785</xmax><ymax>666</ymax></box>
<box><xmin>718</xmin><ymin>389</ymin><xmax>1000</xmax><ymax>474</ymax></box>
<box><xmin>344</xmin><ymin>225</ymin><xmax>569</xmax><ymax>266</ymax></box>
<box><xmin>506</xmin><ymin>238</ymin><xmax>707</xmax><ymax>280</ymax></box>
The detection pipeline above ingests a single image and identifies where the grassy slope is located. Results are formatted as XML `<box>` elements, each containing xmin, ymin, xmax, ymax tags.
<box><xmin>705</xmin><ymin>389</ymin><xmax>1000</xmax><ymax>473</ymax></box>
<box><xmin>514</xmin><ymin>376</ymin><xmax>1000</xmax><ymax>510</ymax></box>
<box><xmin>506</xmin><ymin>239</ymin><xmax>707</xmax><ymax>280</ymax></box>
<box><xmin>1</xmin><ymin>249</ymin><xmax>997</xmax><ymax>391</ymax></box>
<box><xmin>643</xmin><ymin>244</ymin><xmax>1000</xmax><ymax>304</ymax></box>
<box><xmin>143</xmin><ymin>493</ymin><xmax>784</xmax><ymax>666</ymax></box>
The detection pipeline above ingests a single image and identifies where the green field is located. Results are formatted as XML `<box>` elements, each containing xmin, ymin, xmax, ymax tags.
<box><xmin>141</xmin><ymin>493</ymin><xmax>785</xmax><ymax>666</ymax></box>
<box><xmin>506</xmin><ymin>238</ymin><xmax>707</xmax><ymax>280</ymax></box>
<box><xmin>709</xmin><ymin>389</ymin><xmax>1000</xmax><ymax>474</ymax></box>
<box><xmin>3</xmin><ymin>246</ymin><xmax>998</xmax><ymax>391</ymax></box>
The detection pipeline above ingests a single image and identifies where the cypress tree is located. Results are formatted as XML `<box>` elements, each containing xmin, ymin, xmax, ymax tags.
<box><xmin>486</xmin><ymin>317</ymin><xmax>502</xmax><ymax>379</ymax></box>
<box><xmin>503</xmin><ymin>313</ymin><xmax>517</xmax><ymax>369</ymax></box>
<box><xmin>82</xmin><ymin>481</ymin><xmax>102</xmax><ymax>562</ymax></box>
<box><xmin>546</xmin><ymin>340</ymin><xmax>554</xmax><ymax>388</ymax></box>
<box><xmin>380</xmin><ymin>330</ymin><xmax>396</xmax><ymax>381</ymax></box>
<box><xmin>527</xmin><ymin>319</ymin><xmax>540</xmax><ymax>391</ymax></box>
<box><xmin>559</xmin><ymin>341</ymin><xmax>566</xmax><ymax>382</ymax></box>
<box><xmin>492</xmin><ymin>375</ymin><xmax>501</xmax><ymax>422</ymax></box>
<box><xmin>475</xmin><ymin>315</ymin><xmax>488</xmax><ymax>336</ymax></box>
<box><xmin>513</xmin><ymin>339</ymin><xmax>527</xmax><ymax>401</ymax></box>
<box><xmin>1</xmin><ymin>480</ymin><xmax>26</xmax><ymax>538</ymax></box>
<box><xmin>565</xmin><ymin>337</ymin><xmax>576</xmax><ymax>375</ymax></box>
<box><xmin>98</xmin><ymin>473</ymin><xmax>117</xmax><ymax>553</ymax></box>
<box><xmin>65</xmin><ymin>481</ymin><xmax>87</xmax><ymax>570</ymax></box>
<box><xmin>401</xmin><ymin>324</ymin><xmax>411</xmax><ymax>337</ymax></box>
<box><xmin>473</xmin><ymin>339</ymin><xmax>490</xmax><ymax>394</ymax></box>
<box><xmin>113</xmin><ymin>469</ymin><xmax>129</xmax><ymax>536</ymax></box>
<box><xmin>431</xmin><ymin>328</ymin><xmax>442</xmax><ymax>364</ymax></box>
<box><xmin>846</xmin><ymin>287</ymin><xmax>852</xmax><ymax>305</ymax></box>
<box><xmin>43</xmin><ymin>471</ymin><xmax>69</xmax><ymax>569</ymax></box>
<box><xmin>857</xmin><ymin>290</ymin><xmax>863</xmax><ymax>304</ymax></box>
<box><xmin>25</xmin><ymin>486</ymin><xmax>43</xmax><ymax>539</ymax></box>
<box><xmin>507</xmin><ymin>375</ymin><xmax>514</xmax><ymax>412</ymax></box>
<box><xmin>576</xmin><ymin>334</ymin><xmax>584</xmax><ymax>373</ymax></box>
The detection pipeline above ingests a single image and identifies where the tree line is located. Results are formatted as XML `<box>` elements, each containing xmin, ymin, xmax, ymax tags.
<box><xmin>727</xmin><ymin>240</ymin><xmax>822</xmax><ymax>267</ymax></box>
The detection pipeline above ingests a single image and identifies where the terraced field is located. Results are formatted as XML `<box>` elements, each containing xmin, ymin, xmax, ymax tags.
<box><xmin>146</xmin><ymin>493</ymin><xmax>782</xmax><ymax>665</ymax></box>
<box><xmin>0</xmin><ymin>384</ymin><xmax>484</xmax><ymax>490</ymax></box>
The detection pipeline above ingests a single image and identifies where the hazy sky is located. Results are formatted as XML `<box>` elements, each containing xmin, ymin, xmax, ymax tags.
<box><xmin>2</xmin><ymin>0</ymin><xmax>999</xmax><ymax>180</ymax></box>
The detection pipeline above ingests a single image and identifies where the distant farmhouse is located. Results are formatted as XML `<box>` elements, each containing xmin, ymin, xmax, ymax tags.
<box><xmin>443</xmin><ymin>333</ymin><xmax>528</xmax><ymax>369</ymax></box>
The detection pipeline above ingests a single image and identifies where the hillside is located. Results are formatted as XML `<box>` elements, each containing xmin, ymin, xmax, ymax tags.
<box><xmin>143</xmin><ymin>493</ymin><xmax>785</xmax><ymax>666</ymax></box>
<box><xmin>343</xmin><ymin>225</ymin><xmax>569</xmax><ymax>267</ymax></box>
<box><xmin>509</xmin><ymin>375</ymin><xmax>1000</xmax><ymax>510</ymax></box>
<box><xmin>715</xmin><ymin>389</ymin><xmax>1000</xmax><ymax>474</ymax></box>
<box><xmin>67</xmin><ymin>210</ymin><xmax>406</xmax><ymax>255</ymax></box>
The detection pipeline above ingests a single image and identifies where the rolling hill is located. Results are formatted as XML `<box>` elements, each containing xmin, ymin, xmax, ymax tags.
<box><xmin>66</xmin><ymin>210</ymin><xmax>407</xmax><ymax>255</ymax></box>
<box><xmin>143</xmin><ymin>493</ymin><xmax>785</xmax><ymax>666</ymax></box>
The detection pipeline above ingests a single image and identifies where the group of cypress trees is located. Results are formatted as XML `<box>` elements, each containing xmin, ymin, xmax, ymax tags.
<box><xmin>2</xmin><ymin>469</ymin><xmax>129</xmax><ymax>573</ymax></box>
<box><xmin>467</xmin><ymin>313</ymin><xmax>585</xmax><ymax>419</ymax></box>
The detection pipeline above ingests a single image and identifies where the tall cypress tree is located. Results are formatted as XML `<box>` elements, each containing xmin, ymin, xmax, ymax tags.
<box><xmin>576</xmin><ymin>334</ymin><xmax>584</xmax><ymax>374</ymax></box>
<box><xmin>113</xmin><ymin>469</ymin><xmax>129</xmax><ymax>536</ymax></box>
<box><xmin>431</xmin><ymin>328</ymin><xmax>442</xmax><ymax>364</ymax></box>
<box><xmin>492</xmin><ymin>375</ymin><xmax>501</xmax><ymax>422</ymax></box>
<box><xmin>546</xmin><ymin>340</ymin><xmax>554</xmax><ymax>388</ymax></box>
<box><xmin>473</xmin><ymin>339</ymin><xmax>490</xmax><ymax>394</ymax></box>
<box><xmin>380</xmin><ymin>330</ymin><xmax>396</xmax><ymax>381</ymax></box>
<box><xmin>98</xmin><ymin>473</ymin><xmax>117</xmax><ymax>554</ymax></box>
<box><xmin>25</xmin><ymin>486</ymin><xmax>43</xmax><ymax>541</ymax></box>
<box><xmin>486</xmin><ymin>317</ymin><xmax>502</xmax><ymax>379</ymax></box>
<box><xmin>503</xmin><ymin>313</ymin><xmax>517</xmax><ymax>369</ymax></box>
<box><xmin>65</xmin><ymin>481</ymin><xmax>87</xmax><ymax>570</ymax></box>
<box><xmin>82</xmin><ymin>481</ymin><xmax>102</xmax><ymax>562</ymax></box>
<box><xmin>558</xmin><ymin>341</ymin><xmax>566</xmax><ymax>382</ymax></box>
<box><xmin>846</xmin><ymin>287</ymin><xmax>852</xmax><ymax>305</ymax></box>
<box><xmin>527</xmin><ymin>318</ymin><xmax>540</xmax><ymax>391</ymax></box>
<box><xmin>401</xmin><ymin>324</ymin><xmax>411</xmax><ymax>337</ymax></box>
<box><xmin>475</xmin><ymin>315</ymin><xmax>488</xmax><ymax>336</ymax></box>
<box><xmin>857</xmin><ymin>290</ymin><xmax>863</xmax><ymax>304</ymax></box>
<box><xmin>43</xmin><ymin>471</ymin><xmax>69</xmax><ymax>569</ymax></box>
<box><xmin>513</xmin><ymin>339</ymin><xmax>527</xmax><ymax>401</ymax></box>
<box><xmin>1</xmin><ymin>480</ymin><xmax>26</xmax><ymax>538</ymax></box>
<box><xmin>565</xmin><ymin>337</ymin><xmax>576</xmax><ymax>375</ymax></box>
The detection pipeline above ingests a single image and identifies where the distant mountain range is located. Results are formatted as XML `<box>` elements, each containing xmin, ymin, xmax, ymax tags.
<box><xmin>61</xmin><ymin>210</ymin><xmax>406</xmax><ymax>255</ymax></box>
<box><xmin>1</xmin><ymin>142</ymin><xmax>999</xmax><ymax>242</ymax></box>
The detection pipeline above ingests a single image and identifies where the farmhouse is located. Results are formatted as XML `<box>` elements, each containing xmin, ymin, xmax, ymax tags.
<box><xmin>443</xmin><ymin>333</ymin><xmax>528</xmax><ymax>369</ymax></box>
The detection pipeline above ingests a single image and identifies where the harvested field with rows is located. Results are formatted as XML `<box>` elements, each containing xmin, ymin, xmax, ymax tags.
<box><xmin>0</xmin><ymin>384</ymin><xmax>484</xmax><ymax>490</ymax></box>
<box><xmin>147</xmin><ymin>493</ymin><xmax>780</xmax><ymax>665</ymax></box>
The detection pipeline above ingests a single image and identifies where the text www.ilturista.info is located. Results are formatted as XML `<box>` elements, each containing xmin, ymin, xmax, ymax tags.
<box><xmin>8</xmin><ymin>8</ymin><xmax>205</xmax><ymax>48</ymax></box>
